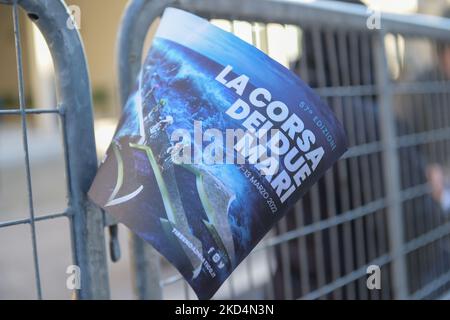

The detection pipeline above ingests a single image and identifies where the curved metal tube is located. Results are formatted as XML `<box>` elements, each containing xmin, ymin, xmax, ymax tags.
<box><xmin>116</xmin><ymin>0</ymin><xmax>450</xmax><ymax>300</ymax></box>
<box><xmin>117</xmin><ymin>0</ymin><xmax>450</xmax><ymax>107</ymax></box>
<box><xmin>3</xmin><ymin>0</ymin><xmax>110</xmax><ymax>299</ymax></box>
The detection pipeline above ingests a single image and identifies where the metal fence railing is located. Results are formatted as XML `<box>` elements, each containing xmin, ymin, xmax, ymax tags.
<box><xmin>116</xmin><ymin>0</ymin><xmax>450</xmax><ymax>300</ymax></box>
<box><xmin>0</xmin><ymin>0</ymin><xmax>109</xmax><ymax>299</ymax></box>
<box><xmin>2</xmin><ymin>0</ymin><xmax>450</xmax><ymax>300</ymax></box>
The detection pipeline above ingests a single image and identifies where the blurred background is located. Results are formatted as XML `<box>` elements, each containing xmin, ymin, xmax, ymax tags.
<box><xmin>1</xmin><ymin>0</ymin><xmax>450</xmax><ymax>299</ymax></box>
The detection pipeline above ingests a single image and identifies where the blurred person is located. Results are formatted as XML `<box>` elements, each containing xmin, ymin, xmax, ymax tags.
<box><xmin>271</xmin><ymin>0</ymin><xmax>450</xmax><ymax>299</ymax></box>
<box><xmin>427</xmin><ymin>164</ymin><xmax>450</xmax><ymax>212</ymax></box>
<box><xmin>422</xmin><ymin>9</ymin><xmax>450</xmax><ymax>213</ymax></box>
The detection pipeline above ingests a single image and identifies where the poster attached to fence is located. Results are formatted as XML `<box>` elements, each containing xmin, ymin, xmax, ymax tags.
<box><xmin>89</xmin><ymin>8</ymin><xmax>348</xmax><ymax>299</ymax></box>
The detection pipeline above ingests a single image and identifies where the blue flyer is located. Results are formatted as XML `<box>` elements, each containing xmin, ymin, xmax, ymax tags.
<box><xmin>89</xmin><ymin>8</ymin><xmax>347</xmax><ymax>299</ymax></box>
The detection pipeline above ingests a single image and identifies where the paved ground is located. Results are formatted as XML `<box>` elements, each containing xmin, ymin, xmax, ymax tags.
<box><xmin>0</xmin><ymin>122</ymin><xmax>270</xmax><ymax>299</ymax></box>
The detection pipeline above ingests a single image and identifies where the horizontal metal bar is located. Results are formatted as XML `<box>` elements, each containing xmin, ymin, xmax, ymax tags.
<box><xmin>316</xmin><ymin>85</ymin><xmax>378</xmax><ymax>97</ymax></box>
<box><xmin>397</xmin><ymin>127</ymin><xmax>450</xmax><ymax>149</ymax></box>
<box><xmin>299</xmin><ymin>218</ymin><xmax>450</xmax><ymax>300</ymax></box>
<box><xmin>342</xmin><ymin>129</ymin><xmax>450</xmax><ymax>161</ymax></box>
<box><xmin>306</xmin><ymin>80</ymin><xmax>450</xmax><ymax>98</ymax></box>
<box><xmin>302</xmin><ymin>80</ymin><xmax>449</xmax><ymax>98</ymax></box>
<box><xmin>400</xmin><ymin>184</ymin><xmax>430</xmax><ymax>202</ymax></box>
<box><xmin>117</xmin><ymin>0</ymin><xmax>450</xmax><ymax>300</ymax></box>
<box><xmin>342</xmin><ymin>141</ymin><xmax>383</xmax><ymax>159</ymax></box>
<box><xmin>0</xmin><ymin>211</ymin><xmax>69</xmax><ymax>229</ymax></box>
<box><xmin>410</xmin><ymin>270</ymin><xmax>450</xmax><ymax>299</ymax></box>
<box><xmin>342</xmin><ymin>128</ymin><xmax>450</xmax><ymax>160</ymax></box>
<box><xmin>12</xmin><ymin>0</ymin><xmax>43</xmax><ymax>299</ymax></box>
<box><xmin>257</xmin><ymin>183</ymin><xmax>431</xmax><ymax>250</ymax></box>
<box><xmin>175</xmin><ymin>0</ymin><xmax>450</xmax><ymax>40</ymax></box>
<box><xmin>300</xmin><ymin>254</ymin><xmax>392</xmax><ymax>300</ymax></box>
<box><xmin>439</xmin><ymin>289</ymin><xmax>450</xmax><ymax>300</ymax></box>
<box><xmin>159</xmin><ymin>190</ymin><xmax>448</xmax><ymax>292</ymax></box>
<box><xmin>403</xmin><ymin>221</ymin><xmax>450</xmax><ymax>256</ymax></box>
<box><xmin>393</xmin><ymin>81</ymin><xmax>450</xmax><ymax>95</ymax></box>
<box><xmin>336</xmin><ymin>128</ymin><xmax>450</xmax><ymax>163</ymax></box>
<box><xmin>261</xmin><ymin>198</ymin><xmax>387</xmax><ymax>249</ymax></box>
<box><xmin>118</xmin><ymin>0</ymin><xmax>450</xmax><ymax>106</ymax></box>
<box><xmin>161</xmin><ymin>274</ymin><xmax>184</xmax><ymax>286</ymax></box>
<box><xmin>0</xmin><ymin>108</ymin><xmax>60</xmax><ymax>115</ymax></box>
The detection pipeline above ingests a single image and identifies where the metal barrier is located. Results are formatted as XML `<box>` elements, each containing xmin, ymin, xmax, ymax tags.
<box><xmin>2</xmin><ymin>0</ymin><xmax>449</xmax><ymax>301</ymax></box>
<box><xmin>0</xmin><ymin>0</ymin><xmax>109</xmax><ymax>299</ymax></box>
<box><xmin>117</xmin><ymin>0</ymin><xmax>450</xmax><ymax>299</ymax></box>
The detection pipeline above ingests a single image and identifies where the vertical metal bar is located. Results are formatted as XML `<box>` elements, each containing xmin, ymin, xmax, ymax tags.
<box><xmin>309</xmin><ymin>27</ymin><xmax>328</xmax><ymax>295</ymax></box>
<box><xmin>227</xmin><ymin>270</ymin><xmax>236</xmax><ymax>299</ymax></box>
<box><xmin>362</xmin><ymin>33</ymin><xmax>388</xmax><ymax>300</ymax></box>
<box><xmin>336</xmin><ymin>29</ymin><xmax>357</xmax><ymax>300</ymax></box>
<box><xmin>183</xmin><ymin>280</ymin><xmax>191</xmax><ymax>299</ymax></box>
<box><xmin>374</xmin><ymin>31</ymin><xmax>408</xmax><ymax>299</ymax></box>
<box><xmin>261</xmin><ymin>22</ymin><xmax>280</xmax><ymax>300</ymax></box>
<box><xmin>265</xmin><ymin>244</ymin><xmax>275</xmax><ymax>300</ymax></box>
<box><xmin>295</xmin><ymin>30</ymin><xmax>312</xmax><ymax>297</ymax></box>
<box><xmin>430</xmin><ymin>41</ymin><xmax>448</xmax><ymax>287</ymax></box>
<box><xmin>375</xmin><ymin>211</ymin><xmax>389</xmax><ymax>296</ymax></box>
<box><xmin>278</xmin><ymin>217</ymin><xmax>293</xmax><ymax>299</ymax></box>
<box><xmin>442</xmin><ymin>85</ymin><xmax>450</xmax><ymax>293</ymax></box>
<box><xmin>245</xmin><ymin>253</ymin><xmax>256</xmax><ymax>294</ymax></box>
<box><xmin>410</xmin><ymin>90</ymin><xmax>432</xmax><ymax>292</ymax></box>
<box><xmin>129</xmin><ymin>234</ymin><xmax>163</xmax><ymax>299</ymax></box>
<box><xmin>117</xmin><ymin>0</ymin><xmax>169</xmax><ymax>299</ymax></box>
<box><xmin>346</xmin><ymin>30</ymin><xmax>369</xmax><ymax>299</ymax></box>
<box><xmin>399</xmin><ymin>92</ymin><xmax>419</xmax><ymax>293</ymax></box>
<box><xmin>322</xmin><ymin>29</ymin><xmax>343</xmax><ymax>300</ymax></box>
<box><xmin>404</xmin><ymin>58</ymin><xmax>442</xmax><ymax>292</ymax></box>
<box><xmin>114</xmin><ymin>0</ymin><xmax>450</xmax><ymax>300</ymax></box>
<box><xmin>294</xmin><ymin>201</ymin><xmax>311</xmax><ymax>296</ymax></box>
<box><xmin>9</xmin><ymin>0</ymin><xmax>111</xmax><ymax>300</ymax></box>
<box><xmin>238</xmin><ymin>22</ymin><xmax>259</xmax><ymax>296</ymax></box>
<box><xmin>440</xmin><ymin>74</ymin><xmax>450</xmax><ymax>289</ymax></box>
<box><xmin>128</xmin><ymin>231</ymin><xmax>162</xmax><ymax>298</ymax></box>
<box><xmin>12</xmin><ymin>0</ymin><xmax>42</xmax><ymax>300</ymax></box>
<box><xmin>360</xmin><ymin>32</ymin><xmax>380</xmax><ymax>300</ymax></box>
<box><xmin>218</xmin><ymin>16</ymin><xmax>237</xmax><ymax>295</ymax></box>
<box><xmin>354</xmin><ymin>33</ymin><xmax>375</xmax><ymax>299</ymax></box>
<box><xmin>404</xmin><ymin>93</ymin><xmax>424</xmax><ymax>293</ymax></box>
<box><xmin>421</xmin><ymin>89</ymin><xmax>440</xmax><ymax>285</ymax></box>
<box><xmin>381</xmin><ymin>263</ymin><xmax>392</xmax><ymax>299</ymax></box>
